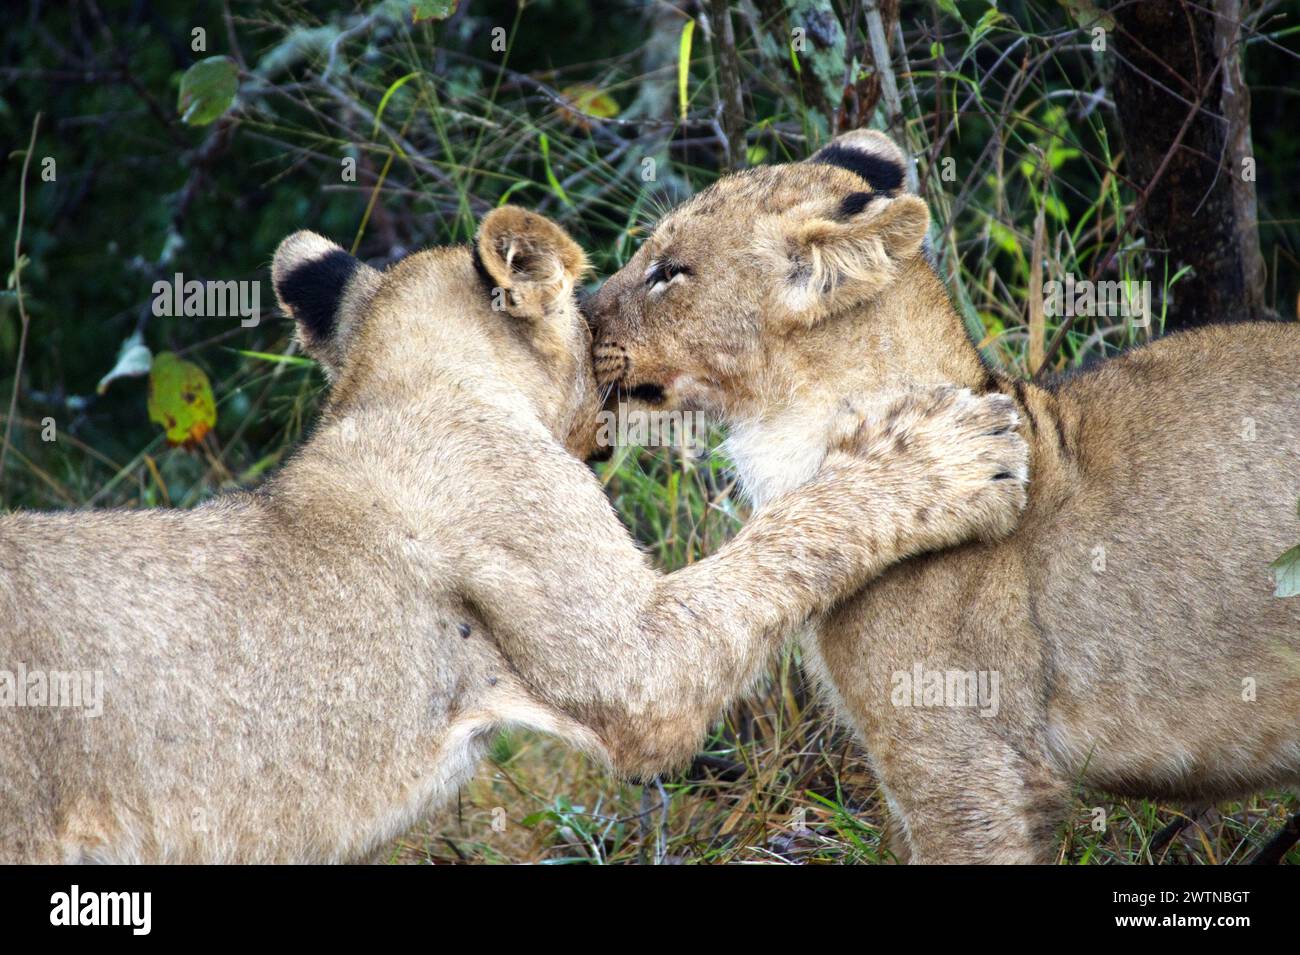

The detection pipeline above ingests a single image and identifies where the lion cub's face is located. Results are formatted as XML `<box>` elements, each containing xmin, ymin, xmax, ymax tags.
<box><xmin>588</xmin><ymin>131</ymin><xmax>930</xmax><ymax>418</ymax></box>
<box><xmin>270</xmin><ymin>207</ymin><xmax>606</xmax><ymax>460</ymax></box>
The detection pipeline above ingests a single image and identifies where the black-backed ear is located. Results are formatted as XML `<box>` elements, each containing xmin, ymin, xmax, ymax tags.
<box><xmin>475</xmin><ymin>206</ymin><xmax>588</xmax><ymax>323</ymax></box>
<box><xmin>758</xmin><ymin>194</ymin><xmax>930</xmax><ymax>326</ymax></box>
<box><xmin>271</xmin><ymin>231</ymin><xmax>379</xmax><ymax>379</ymax></box>
<box><xmin>808</xmin><ymin>129</ymin><xmax>909</xmax><ymax>196</ymax></box>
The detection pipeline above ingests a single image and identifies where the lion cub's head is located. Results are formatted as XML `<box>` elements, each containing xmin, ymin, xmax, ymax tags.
<box><xmin>587</xmin><ymin>131</ymin><xmax>932</xmax><ymax>417</ymax></box>
<box><xmin>271</xmin><ymin>207</ymin><xmax>605</xmax><ymax>459</ymax></box>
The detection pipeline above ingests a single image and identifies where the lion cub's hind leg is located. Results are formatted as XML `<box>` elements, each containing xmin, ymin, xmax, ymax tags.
<box><xmin>875</xmin><ymin>724</ymin><xmax>1070</xmax><ymax>864</ymax></box>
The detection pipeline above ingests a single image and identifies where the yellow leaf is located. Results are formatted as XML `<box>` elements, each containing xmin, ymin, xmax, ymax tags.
<box><xmin>678</xmin><ymin>19</ymin><xmax>695</xmax><ymax>122</ymax></box>
<box><xmin>147</xmin><ymin>352</ymin><xmax>216</xmax><ymax>448</ymax></box>
<box><xmin>556</xmin><ymin>84</ymin><xmax>620</xmax><ymax>130</ymax></box>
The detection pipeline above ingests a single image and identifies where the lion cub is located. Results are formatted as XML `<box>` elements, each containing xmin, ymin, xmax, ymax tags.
<box><xmin>0</xmin><ymin>206</ymin><xmax>1027</xmax><ymax>863</ymax></box>
<box><xmin>589</xmin><ymin>132</ymin><xmax>1300</xmax><ymax>863</ymax></box>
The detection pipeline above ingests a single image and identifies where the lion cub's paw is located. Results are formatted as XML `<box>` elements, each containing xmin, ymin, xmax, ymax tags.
<box><xmin>832</xmin><ymin>386</ymin><xmax>1030</xmax><ymax>546</ymax></box>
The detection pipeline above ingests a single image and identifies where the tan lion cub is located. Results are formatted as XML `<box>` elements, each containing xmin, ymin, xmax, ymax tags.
<box><xmin>0</xmin><ymin>206</ymin><xmax>1027</xmax><ymax>863</ymax></box>
<box><xmin>589</xmin><ymin>132</ymin><xmax>1300</xmax><ymax>863</ymax></box>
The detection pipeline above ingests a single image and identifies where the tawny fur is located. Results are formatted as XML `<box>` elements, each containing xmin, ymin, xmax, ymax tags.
<box><xmin>0</xmin><ymin>206</ymin><xmax>1028</xmax><ymax>863</ymax></box>
<box><xmin>588</xmin><ymin>132</ymin><xmax>1300</xmax><ymax>864</ymax></box>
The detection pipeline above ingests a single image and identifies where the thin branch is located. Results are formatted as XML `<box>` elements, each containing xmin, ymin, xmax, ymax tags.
<box><xmin>1</xmin><ymin>113</ymin><xmax>42</xmax><ymax>497</ymax></box>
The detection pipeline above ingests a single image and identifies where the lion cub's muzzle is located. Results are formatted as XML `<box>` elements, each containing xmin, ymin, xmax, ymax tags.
<box><xmin>593</xmin><ymin>340</ymin><xmax>666</xmax><ymax>404</ymax></box>
<box><xmin>592</xmin><ymin>340</ymin><xmax>629</xmax><ymax>387</ymax></box>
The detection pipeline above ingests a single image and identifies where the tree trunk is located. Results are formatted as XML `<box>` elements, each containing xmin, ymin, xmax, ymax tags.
<box><xmin>709</xmin><ymin>0</ymin><xmax>748</xmax><ymax>171</ymax></box>
<box><xmin>1111</xmin><ymin>0</ymin><xmax>1271</xmax><ymax>329</ymax></box>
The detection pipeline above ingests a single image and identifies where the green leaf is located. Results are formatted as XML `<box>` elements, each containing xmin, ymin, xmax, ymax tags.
<box><xmin>979</xmin><ymin>313</ymin><xmax>1007</xmax><ymax>341</ymax></box>
<box><xmin>177</xmin><ymin>56</ymin><xmax>239</xmax><ymax>126</ymax></box>
<box><xmin>989</xmin><ymin>221</ymin><xmax>1021</xmax><ymax>257</ymax></box>
<box><xmin>412</xmin><ymin>0</ymin><xmax>457</xmax><ymax>23</ymax></box>
<box><xmin>538</xmin><ymin>133</ymin><xmax>570</xmax><ymax>206</ymax></box>
<box><xmin>678</xmin><ymin>19</ymin><xmax>695</xmax><ymax>121</ymax></box>
<box><xmin>230</xmin><ymin>348</ymin><xmax>316</xmax><ymax>367</ymax></box>
<box><xmin>372</xmin><ymin>71</ymin><xmax>421</xmax><ymax>138</ymax></box>
<box><xmin>971</xmin><ymin>8</ymin><xmax>1004</xmax><ymax>45</ymax></box>
<box><xmin>1047</xmin><ymin>147</ymin><xmax>1081</xmax><ymax>170</ymax></box>
<box><xmin>1271</xmin><ymin>544</ymin><xmax>1300</xmax><ymax>598</ymax></box>
<box><xmin>495</xmin><ymin>180</ymin><xmax>533</xmax><ymax>206</ymax></box>
<box><xmin>147</xmin><ymin>352</ymin><xmax>217</xmax><ymax>448</ymax></box>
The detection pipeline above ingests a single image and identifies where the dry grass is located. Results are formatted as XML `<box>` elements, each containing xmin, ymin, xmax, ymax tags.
<box><xmin>385</xmin><ymin>668</ymin><xmax>1299</xmax><ymax>864</ymax></box>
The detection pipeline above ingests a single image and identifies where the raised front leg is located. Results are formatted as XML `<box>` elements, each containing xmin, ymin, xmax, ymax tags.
<box><xmin>465</xmin><ymin>387</ymin><xmax>1029</xmax><ymax>777</ymax></box>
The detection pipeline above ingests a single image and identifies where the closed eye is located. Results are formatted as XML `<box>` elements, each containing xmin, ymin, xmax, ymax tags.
<box><xmin>645</xmin><ymin>260</ymin><xmax>692</xmax><ymax>293</ymax></box>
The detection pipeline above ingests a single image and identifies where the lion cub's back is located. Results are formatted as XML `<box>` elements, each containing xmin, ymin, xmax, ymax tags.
<box><xmin>1056</xmin><ymin>321</ymin><xmax>1299</xmax><ymax>561</ymax></box>
<box><xmin>1065</xmin><ymin>321</ymin><xmax>1298</xmax><ymax>464</ymax></box>
<box><xmin>1038</xmin><ymin>322</ymin><xmax>1300</xmax><ymax>793</ymax></box>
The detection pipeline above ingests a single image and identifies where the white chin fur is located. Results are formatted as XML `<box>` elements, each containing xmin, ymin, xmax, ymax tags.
<box><xmin>723</xmin><ymin>411</ymin><xmax>831</xmax><ymax>507</ymax></box>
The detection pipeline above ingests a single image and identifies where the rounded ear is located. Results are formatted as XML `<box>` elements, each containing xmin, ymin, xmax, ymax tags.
<box><xmin>871</xmin><ymin>194</ymin><xmax>930</xmax><ymax>259</ymax></box>
<box><xmin>475</xmin><ymin>206</ymin><xmax>588</xmax><ymax>322</ymax></box>
<box><xmin>760</xmin><ymin>194</ymin><xmax>931</xmax><ymax>326</ymax></box>
<box><xmin>271</xmin><ymin>231</ymin><xmax>379</xmax><ymax>379</ymax></box>
<box><xmin>807</xmin><ymin>129</ymin><xmax>909</xmax><ymax>196</ymax></box>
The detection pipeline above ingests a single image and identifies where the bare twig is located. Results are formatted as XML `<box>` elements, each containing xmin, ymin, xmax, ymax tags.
<box><xmin>1027</xmin><ymin>161</ymin><xmax>1047</xmax><ymax>375</ymax></box>
<box><xmin>323</xmin><ymin>11</ymin><xmax>379</xmax><ymax>81</ymax></box>
<box><xmin>222</xmin><ymin>0</ymin><xmax>247</xmax><ymax>69</ymax></box>
<box><xmin>1</xmin><ymin>114</ymin><xmax>42</xmax><ymax>497</ymax></box>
